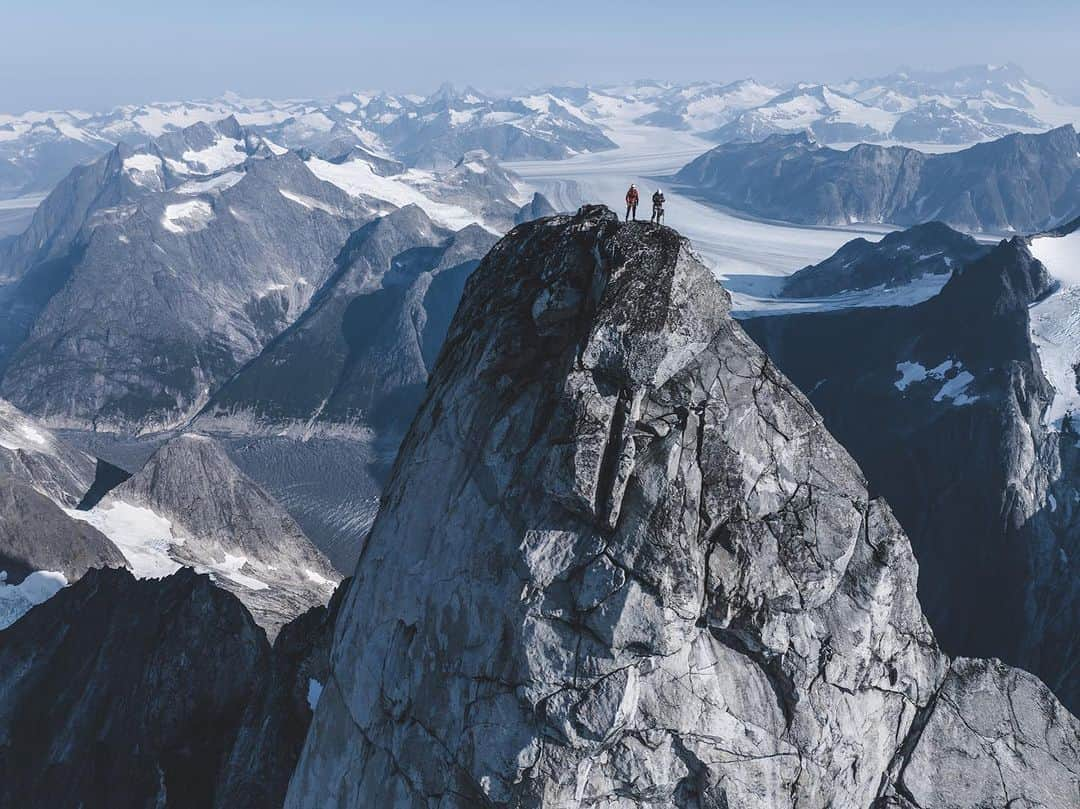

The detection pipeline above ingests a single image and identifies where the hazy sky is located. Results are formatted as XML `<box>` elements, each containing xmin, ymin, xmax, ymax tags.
<box><xmin>3</xmin><ymin>0</ymin><xmax>1079</xmax><ymax>112</ymax></box>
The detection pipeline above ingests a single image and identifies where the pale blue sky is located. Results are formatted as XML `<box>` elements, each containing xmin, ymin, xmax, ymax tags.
<box><xmin>3</xmin><ymin>0</ymin><xmax>1078</xmax><ymax>112</ymax></box>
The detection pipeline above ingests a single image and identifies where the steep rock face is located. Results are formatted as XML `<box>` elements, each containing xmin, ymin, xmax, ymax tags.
<box><xmin>676</xmin><ymin>126</ymin><xmax>1080</xmax><ymax>233</ymax></box>
<box><xmin>0</xmin><ymin>567</ymin><xmax>268</xmax><ymax>808</ymax></box>
<box><xmin>0</xmin><ymin>124</ymin><xmax>376</xmax><ymax>432</ymax></box>
<box><xmin>781</xmin><ymin>221</ymin><xmax>989</xmax><ymax>298</ymax></box>
<box><xmin>107</xmin><ymin>433</ymin><xmax>341</xmax><ymax>636</ymax></box>
<box><xmin>0</xmin><ymin>397</ymin><xmax>97</xmax><ymax>505</ymax></box>
<box><xmin>0</xmin><ymin>567</ymin><xmax>348</xmax><ymax>808</ymax></box>
<box><xmin>514</xmin><ymin>192</ymin><xmax>558</xmax><ymax>226</ymax></box>
<box><xmin>287</xmin><ymin>207</ymin><xmax>1078</xmax><ymax>807</ymax></box>
<box><xmin>213</xmin><ymin>579</ymin><xmax>349</xmax><ymax>809</ymax></box>
<box><xmin>893</xmin><ymin>657</ymin><xmax>1080</xmax><ymax>808</ymax></box>
<box><xmin>744</xmin><ymin>237</ymin><xmax>1076</xmax><ymax>711</ymax></box>
<box><xmin>0</xmin><ymin>478</ymin><xmax>125</xmax><ymax>585</ymax></box>
<box><xmin>197</xmin><ymin>205</ymin><xmax>497</xmax><ymax>439</ymax></box>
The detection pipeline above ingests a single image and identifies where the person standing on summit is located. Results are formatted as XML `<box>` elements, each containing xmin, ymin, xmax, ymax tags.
<box><xmin>651</xmin><ymin>188</ymin><xmax>665</xmax><ymax>224</ymax></box>
<box><xmin>625</xmin><ymin>184</ymin><xmax>639</xmax><ymax>221</ymax></box>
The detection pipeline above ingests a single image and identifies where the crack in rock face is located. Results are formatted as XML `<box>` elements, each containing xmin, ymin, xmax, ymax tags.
<box><xmin>285</xmin><ymin>206</ymin><xmax>1080</xmax><ymax>808</ymax></box>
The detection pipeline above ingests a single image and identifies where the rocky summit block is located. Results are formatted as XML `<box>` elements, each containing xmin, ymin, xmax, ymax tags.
<box><xmin>286</xmin><ymin>206</ymin><xmax>1079</xmax><ymax>808</ymax></box>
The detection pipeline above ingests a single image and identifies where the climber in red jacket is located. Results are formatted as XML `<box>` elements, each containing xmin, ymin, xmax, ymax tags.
<box><xmin>625</xmin><ymin>184</ymin><xmax>639</xmax><ymax>221</ymax></box>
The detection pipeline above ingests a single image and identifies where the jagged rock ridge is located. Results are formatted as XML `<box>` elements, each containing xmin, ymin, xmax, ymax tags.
<box><xmin>781</xmin><ymin>221</ymin><xmax>989</xmax><ymax>298</ymax></box>
<box><xmin>287</xmin><ymin>207</ymin><xmax>1079</xmax><ymax>807</ymax></box>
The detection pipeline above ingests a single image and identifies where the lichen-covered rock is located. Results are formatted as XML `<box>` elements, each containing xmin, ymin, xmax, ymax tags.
<box><xmin>286</xmin><ymin>206</ymin><xmax>1079</xmax><ymax>808</ymax></box>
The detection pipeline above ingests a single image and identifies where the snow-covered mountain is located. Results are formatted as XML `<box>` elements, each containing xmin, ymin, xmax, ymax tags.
<box><xmin>630</xmin><ymin>78</ymin><xmax>783</xmax><ymax>131</ymax></box>
<box><xmin>343</xmin><ymin>83</ymin><xmax>617</xmax><ymax>169</ymax></box>
<box><xmin>709</xmin><ymin>83</ymin><xmax>899</xmax><ymax>144</ymax></box>
<box><xmin>2</xmin><ymin>65</ymin><xmax>1076</xmax><ymax>203</ymax></box>
<box><xmin>709</xmin><ymin>64</ymin><xmax>1078</xmax><ymax>145</ymax></box>
<box><xmin>0</xmin><ymin>116</ymin><xmax>539</xmax><ymax>432</ymax></box>
<box><xmin>0</xmin><ymin>86</ymin><xmax>614</xmax><ymax>200</ymax></box>
<box><xmin>837</xmin><ymin>63</ymin><xmax>1079</xmax><ymax>128</ymax></box>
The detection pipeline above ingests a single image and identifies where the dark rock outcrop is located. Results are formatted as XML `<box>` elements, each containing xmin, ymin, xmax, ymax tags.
<box><xmin>781</xmin><ymin>221</ymin><xmax>989</xmax><ymax>298</ymax></box>
<box><xmin>0</xmin><ymin>477</ymin><xmax>126</xmax><ymax>585</ymax></box>
<box><xmin>676</xmin><ymin>125</ymin><xmax>1080</xmax><ymax>233</ymax></box>
<box><xmin>0</xmin><ymin>567</ymin><xmax>347</xmax><ymax>808</ymax></box>
<box><xmin>0</xmin><ymin>567</ymin><xmax>268</xmax><ymax>808</ymax></box>
<box><xmin>213</xmin><ymin>579</ymin><xmax>349</xmax><ymax>809</ymax></box>
<box><xmin>285</xmin><ymin>207</ymin><xmax>1078</xmax><ymax>807</ymax></box>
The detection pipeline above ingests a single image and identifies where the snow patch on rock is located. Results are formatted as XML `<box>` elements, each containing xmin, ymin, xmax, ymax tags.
<box><xmin>894</xmin><ymin>359</ymin><xmax>979</xmax><ymax>405</ymax></box>
<box><xmin>0</xmin><ymin>570</ymin><xmax>67</xmax><ymax>630</ymax></box>
<box><xmin>1029</xmin><ymin>228</ymin><xmax>1080</xmax><ymax>428</ymax></box>
<box><xmin>175</xmin><ymin>171</ymin><xmax>244</xmax><ymax>195</ymax></box>
<box><xmin>161</xmin><ymin>199</ymin><xmax>214</xmax><ymax>233</ymax></box>
<box><xmin>123</xmin><ymin>153</ymin><xmax>165</xmax><ymax>190</ymax></box>
<box><xmin>178</xmin><ymin>136</ymin><xmax>247</xmax><ymax>174</ymax></box>
<box><xmin>306</xmin><ymin>678</ymin><xmax>323</xmax><ymax>711</ymax></box>
<box><xmin>278</xmin><ymin>188</ymin><xmax>341</xmax><ymax>215</ymax></box>
<box><xmin>66</xmin><ymin>501</ymin><xmax>182</xmax><ymax>579</ymax></box>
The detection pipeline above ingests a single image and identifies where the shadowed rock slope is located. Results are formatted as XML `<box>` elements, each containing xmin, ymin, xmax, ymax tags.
<box><xmin>0</xmin><ymin>567</ymin><xmax>347</xmax><ymax>809</ymax></box>
<box><xmin>745</xmin><ymin>237</ymin><xmax>1078</xmax><ymax>712</ymax></box>
<box><xmin>286</xmin><ymin>207</ymin><xmax>1079</xmax><ymax>807</ymax></box>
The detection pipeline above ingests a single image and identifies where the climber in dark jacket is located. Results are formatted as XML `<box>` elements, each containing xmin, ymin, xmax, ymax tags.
<box><xmin>625</xmin><ymin>184</ymin><xmax>639</xmax><ymax>221</ymax></box>
<box><xmin>651</xmin><ymin>189</ymin><xmax>665</xmax><ymax>224</ymax></box>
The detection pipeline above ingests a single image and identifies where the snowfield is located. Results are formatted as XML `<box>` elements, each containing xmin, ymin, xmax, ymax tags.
<box><xmin>67</xmin><ymin>502</ymin><xmax>181</xmax><ymax>578</ymax></box>
<box><xmin>175</xmin><ymin>135</ymin><xmax>247</xmax><ymax>174</ymax></box>
<box><xmin>161</xmin><ymin>199</ymin><xmax>214</xmax><ymax>233</ymax></box>
<box><xmin>0</xmin><ymin>570</ymin><xmax>67</xmax><ymax>630</ymax></box>
<box><xmin>305</xmin><ymin>155</ymin><xmax>488</xmax><ymax>231</ymax></box>
<box><xmin>1029</xmin><ymin>227</ymin><xmax>1080</xmax><ymax>428</ymax></box>
<box><xmin>176</xmin><ymin>170</ymin><xmax>245</xmax><ymax>195</ymax></box>
<box><xmin>66</xmin><ymin>500</ymin><xmax>270</xmax><ymax>592</ymax></box>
